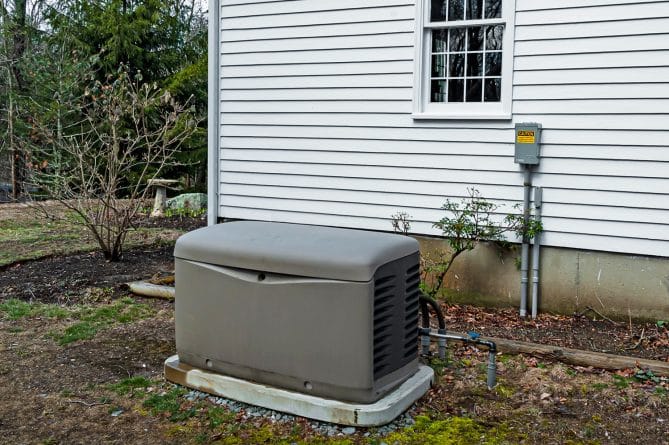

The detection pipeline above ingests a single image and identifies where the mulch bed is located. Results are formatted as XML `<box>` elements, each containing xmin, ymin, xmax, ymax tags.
<box><xmin>0</xmin><ymin>216</ymin><xmax>205</xmax><ymax>304</ymax></box>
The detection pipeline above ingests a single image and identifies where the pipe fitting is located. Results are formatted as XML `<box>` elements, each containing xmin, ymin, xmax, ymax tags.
<box><xmin>437</xmin><ymin>328</ymin><xmax>447</xmax><ymax>361</ymax></box>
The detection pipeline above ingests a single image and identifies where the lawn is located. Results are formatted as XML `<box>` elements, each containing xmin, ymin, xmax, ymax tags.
<box><xmin>0</xmin><ymin>202</ymin><xmax>184</xmax><ymax>267</ymax></box>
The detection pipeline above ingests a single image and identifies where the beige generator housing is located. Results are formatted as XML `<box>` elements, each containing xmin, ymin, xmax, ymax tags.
<box><xmin>173</xmin><ymin>221</ymin><xmax>422</xmax><ymax>404</ymax></box>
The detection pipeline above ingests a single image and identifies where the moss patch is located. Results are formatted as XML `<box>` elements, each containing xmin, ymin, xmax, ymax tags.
<box><xmin>385</xmin><ymin>415</ymin><xmax>522</xmax><ymax>445</ymax></box>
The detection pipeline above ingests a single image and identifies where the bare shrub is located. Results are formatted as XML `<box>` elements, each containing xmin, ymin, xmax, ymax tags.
<box><xmin>29</xmin><ymin>67</ymin><xmax>197</xmax><ymax>261</ymax></box>
<box><xmin>392</xmin><ymin>188</ymin><xmax>542</xmax><ymax>298</ymax></box>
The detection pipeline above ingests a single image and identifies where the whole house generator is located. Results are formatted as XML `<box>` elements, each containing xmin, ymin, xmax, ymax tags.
<box><xmin>166</xmin><ymin>221</ymin><xmax>434</xmax><ymax>425</ymax></box>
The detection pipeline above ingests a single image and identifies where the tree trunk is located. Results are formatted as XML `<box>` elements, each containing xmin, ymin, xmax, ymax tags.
<box><xmin>6</xmin><ymin>0</ymin><xmax>28</xmax><ymax>200</ymax></box>
<box><xmin>11</xmin><ymin>0</ymin><xmax>27</xmax><ymax>91</ymax></box>
<box><xmin>477</xmin><ymin>335</ymin><xmax>669</xmax><ymax>377</ymax></box>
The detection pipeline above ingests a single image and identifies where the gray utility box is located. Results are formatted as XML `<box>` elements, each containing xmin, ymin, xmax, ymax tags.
<box><xmin>514</xmin><ymin>123</ymin><xmax>542</xmax><ymax>165</ymax></box>
<box><xmin>173</xmin><ymin>221</ymin><xmax>421</xmax><ymax>404</ymax></box>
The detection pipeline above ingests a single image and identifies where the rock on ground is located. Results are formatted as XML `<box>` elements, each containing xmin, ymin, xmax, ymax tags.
<box><xmin>166</xmin><ymin>193</ymin><xmax>207</xmax><ymax>211</ymax></box>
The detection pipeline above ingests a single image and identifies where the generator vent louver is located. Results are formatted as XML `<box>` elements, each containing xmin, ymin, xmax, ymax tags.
<box><xmin>373</xmin><ymin>254</ymin><xmax>420</xmax><ymax>380</ymax></box>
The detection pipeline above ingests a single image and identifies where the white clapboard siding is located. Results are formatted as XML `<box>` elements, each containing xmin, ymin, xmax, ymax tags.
<box><xmin>516</xmin><ymin>17</ymin><xmax>669</xmax><ymax>41</ymax></box>
<box><xmin>514</xmin><ymin>67</ymin><xmax>669</xmax><ymax>85</ymax></box>
<box><xmin>515</xmin><ymin>34</ymin><xmax>669</xmax><ymax>56</ymax></box>
<box><xmin>219</xmin><ymin>74</ymin><xmax>414</xmax><ymax>89</ymax></box>
<box><xmin>216</xmin><ymin>0</ymin><xmax>669</xmax><ymax>258</ymax></box>
<box><xmin>221</xmin><ymin>124</ymin><xmax>669</xmax><ymax>147</ymax></box>
<box><xmin>220</xmin><ymin>137</ymin><xmax>669</xmax><ymax>161</ymax></box>
<box><xmin>220</xmin><ymin>113</ymin><xmax>669</xmax><ymax>131</ymax></box>
<box><xmin>515</xmin><ymin>2</ymin><xmax>669</xmax><ymax>26</ymax></box>
<box><xmin>222</xmin><ymin>6</ymin><xmax>415</xmax><ymax>30</ymax></box>
<box><xmin>514</xmin><ymin>84</ymin><xmax>669</xmax><ymax>100</ymax></box>
<box><xmin>220</xmin><ymin>149</ymin><xmax>665</xmax><ymax>179</ymax></box>
<box><xmin>221</xmin><ymin>33</ymin><xmax>413</xmax><ymax>54</ymax></box>
<box><xmin>220</xmin><ymin>0</ymin><xmax>414</xmax><ymax>18</ymax></box>
<box><xmin>221</xmin><ymin>172</ymin><xmax>669</xmax><ymax>210</ymax></box>
<box><xmin>221</xmin><ymin>20</ymin><xmax>417</xmax><ymax>42</ymax></box>
<box><xmin>221</xmin><ymin>61</ymin><xmax>413</xmax><ymax>78</ymax></box>
<box><xmin>516</xmin><ymin>0</ymin><xmax>663</xmax><ymax>11</ymax></box>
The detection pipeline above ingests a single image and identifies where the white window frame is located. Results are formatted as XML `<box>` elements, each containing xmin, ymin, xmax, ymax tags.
<box><xmin>412</xmin><ymin>0</ymin><xmax>515</xmax><ymax>120</ymax></box>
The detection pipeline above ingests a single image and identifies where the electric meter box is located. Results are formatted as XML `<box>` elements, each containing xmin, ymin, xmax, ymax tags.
<box><xmin>173</xmin><ymin>221</ymin><xmax>422</xmax><ymax>404</ymax></box>
<box><xmin>514</xmin><ymin>123</ymin><xmax>542</xmax><ymax>165</ymax></box>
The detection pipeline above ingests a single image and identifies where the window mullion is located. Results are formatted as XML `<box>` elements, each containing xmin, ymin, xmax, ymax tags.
<box><xmin>426</xmin><ymin>17</ymin><xmax>505</xmax><ymax>29</ymax></box>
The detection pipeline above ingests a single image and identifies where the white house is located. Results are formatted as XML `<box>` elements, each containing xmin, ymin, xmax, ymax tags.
<box><xmin>207</xmin><ymin>0</ymin><xmax>669</xmax><ymax>318</ymax></box>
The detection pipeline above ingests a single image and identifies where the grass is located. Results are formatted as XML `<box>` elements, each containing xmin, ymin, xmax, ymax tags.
<box><xmin>0</xmin><ymin>217</ymin><xmax>95</xmax><ymax>267</ymax></box>
<box><xmin>59</xmin><ymin>322</ymin><xmax>100</xmax><ymax>344</ymax></box>
<box><xmin>109</xmin><ymin>376</ymin><xmax>153</xmax><ymax>396</ymax></box>
<box><xmin>0</xmin><ymin>206</ymin><xmax>184</xmax><ymax>267</ymax></box>
<box><xmin>0</xmin><ymin>297</ymin><xmax>154</xmax><ymax>345</ymax></box>
<box><xmin>0</xmin><ymin>299</ymin><xmax>70</xmax><ymax>320</ymax></box>
<box><xmin>56</xmin><ymin>297</ymin><xmax>154</xmax><ymax>345</ymax></box>
<box><xmin>143</xmin><ymin>387</ymin><xmax>196</xmax><ymax>421</ymax></box>
<box><xmin>612</xmin><ymin>374</ymin><xmax>632</xmax><ymax>389</ymax></box>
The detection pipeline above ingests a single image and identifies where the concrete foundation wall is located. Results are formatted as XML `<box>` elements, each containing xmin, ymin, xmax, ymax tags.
<box><xmin>416</xmin><ymin>237</ymin><xmax>669</xmax><ymax>321</ymax></box>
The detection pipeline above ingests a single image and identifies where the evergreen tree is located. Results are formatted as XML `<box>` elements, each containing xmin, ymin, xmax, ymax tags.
<box><xmin>43</xmin><ymin>0</ymin><xmax>208</xmax><ymax>190</ymax></box>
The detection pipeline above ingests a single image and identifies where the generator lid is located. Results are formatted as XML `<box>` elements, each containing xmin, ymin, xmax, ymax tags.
<box><xmin>174</xmin><ymin>221</ymin><xmax>419</xmax><ymax>282</ymax></box>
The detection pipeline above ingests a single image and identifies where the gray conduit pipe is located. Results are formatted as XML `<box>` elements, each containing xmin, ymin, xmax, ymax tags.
<box><xmin>418</xmin><ymin>294</ymin><xmax>496</xmax><ymax>388</ymax></box>
<box><xmin>531</xmin><ymin>187</ymin><xmax>543</xmax><ymax>319</ymax></box>
<box><xmin>519</xmin><ymin>166</ymin><xmax>533</xmax><ymax>318</ymax></box>
<box><xmin>425</xmin><ymin>331</ymin><xmax>497</xmax><ymax>389</ymax></box>
<box><xmin>419</xmin><ymin>295</ymin><xmax>447</xmax><ymax>359</ymax></box>
<box><xmin>420</xmin><ymin>300</ymin><xmax>432</xmax><ymax>356</ymax></box>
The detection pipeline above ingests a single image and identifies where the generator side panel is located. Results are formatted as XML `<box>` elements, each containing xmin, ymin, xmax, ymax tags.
<box><xmin>175</xmin><ymin>258</ymin><xmax>377</xmax><ymax>403</ymax></box>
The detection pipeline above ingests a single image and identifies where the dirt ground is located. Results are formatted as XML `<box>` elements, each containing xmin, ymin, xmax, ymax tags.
<box><xmin>444</xmin><ymin>304</ymin><xmax>669</xmax><ymax>362</ymax></box>
<box><xmin>0</xmin><ymin>207</ymin><xmax>668</xmax><ymax>444</ymax></box>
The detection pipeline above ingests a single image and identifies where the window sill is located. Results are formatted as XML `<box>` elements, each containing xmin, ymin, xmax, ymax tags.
<box><xmin>411</xmin><ymin>112</ymin><xmax>512</xmax><ymax>121</ymax></box>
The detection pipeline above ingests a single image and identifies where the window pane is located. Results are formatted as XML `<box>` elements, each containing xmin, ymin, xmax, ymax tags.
<box><xmin>449</xmin><ymin>28</ymin><xmax>466</xmax><ymax>52</ymax></box>
<box><xmin>467</xmin><ymin>27</ymin><xmax>484</xmax><ymax>51</ymax></box>
<box><xmin>485</xmin><ymin>25</ymin><xmax>504</xmax><ymax>50</ymax></box>
<box><xmin>448</xmin><ymin>79</ymin><xmax>465</xmax><ymax>102</ymax></box>
<box><xmin>431</xmin><ymin>0</ymin><xmax>447</xmax><ymax>21</ymax></box>
<box><xmin>484</xmin><ymin>78</ymin><xmax>501</xmax><ymax>102</ymax></box>
<box><xmin>467</xmin><ymin>53</ymin><xmax>483</xmax><ymax>76</ymax></box>
<box><xmin>432</xmin><ymin>29</ymin><xmax>448</xmax><ymax>52</ymax></box>
<box><xmin>431</xmin><ymin>80</ymin><xmax>448</xmax><ymax>102</ymax></box>
<box><xmin>426</xmin><ymin>4</ymin><xmax>506</xmax><ymax>108</ymax></box>
<box><xmin>432</xmin><ymin>54</ymin><xmax>447</xmax><ymax>77</ymax></box>
<box><xmin>485</xmin><ymin>52</ymin><xmax>502</xmax><ymax>76</ymax></box>
<box><xmin>484</xmin><ymin>0</ymin><xmax>502</xmax><ymax>18</ymax></box>
<box><xmin>449</xmin><ymin>0</ymin><xmax>464</xmax><ymax>21</ymax></box>
<box><xmin>466</xmin><ymin>79</ymin><xmax>483</xmax><ymax>102</ymax></box>
<box><xmin>466</xmin><ymin>0</ymin><xmax>483</xmax><ymax>20</ymax></box>
<box><xmin>449</xmin><ymin>53</ymin><xmax>465</xmax><ymax>77</ymax></box>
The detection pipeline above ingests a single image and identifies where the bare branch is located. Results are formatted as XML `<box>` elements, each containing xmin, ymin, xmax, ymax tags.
<box><xmin>28</xmin><ymin>67</ymin><xmax>199</xmax><ymax>261</ymax></box>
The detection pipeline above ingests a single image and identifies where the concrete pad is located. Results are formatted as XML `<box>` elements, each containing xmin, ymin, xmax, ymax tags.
<box><xmin>164</xmin><ymin>355</ymin><xmax>434</xmax><ymax>426</ymax></box>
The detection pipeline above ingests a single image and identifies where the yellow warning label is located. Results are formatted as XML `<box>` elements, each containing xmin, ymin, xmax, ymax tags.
<box><xmin>517</xmin><ymin>130</ymin><xmax>536</xmax><ymax>144</ymax></box>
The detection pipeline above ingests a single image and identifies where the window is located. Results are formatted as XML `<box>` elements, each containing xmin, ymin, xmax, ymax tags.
<box><xmin>413</xmin><ymin>0</ymin><xmax>514</xmax><ymax>119</ymax></box>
